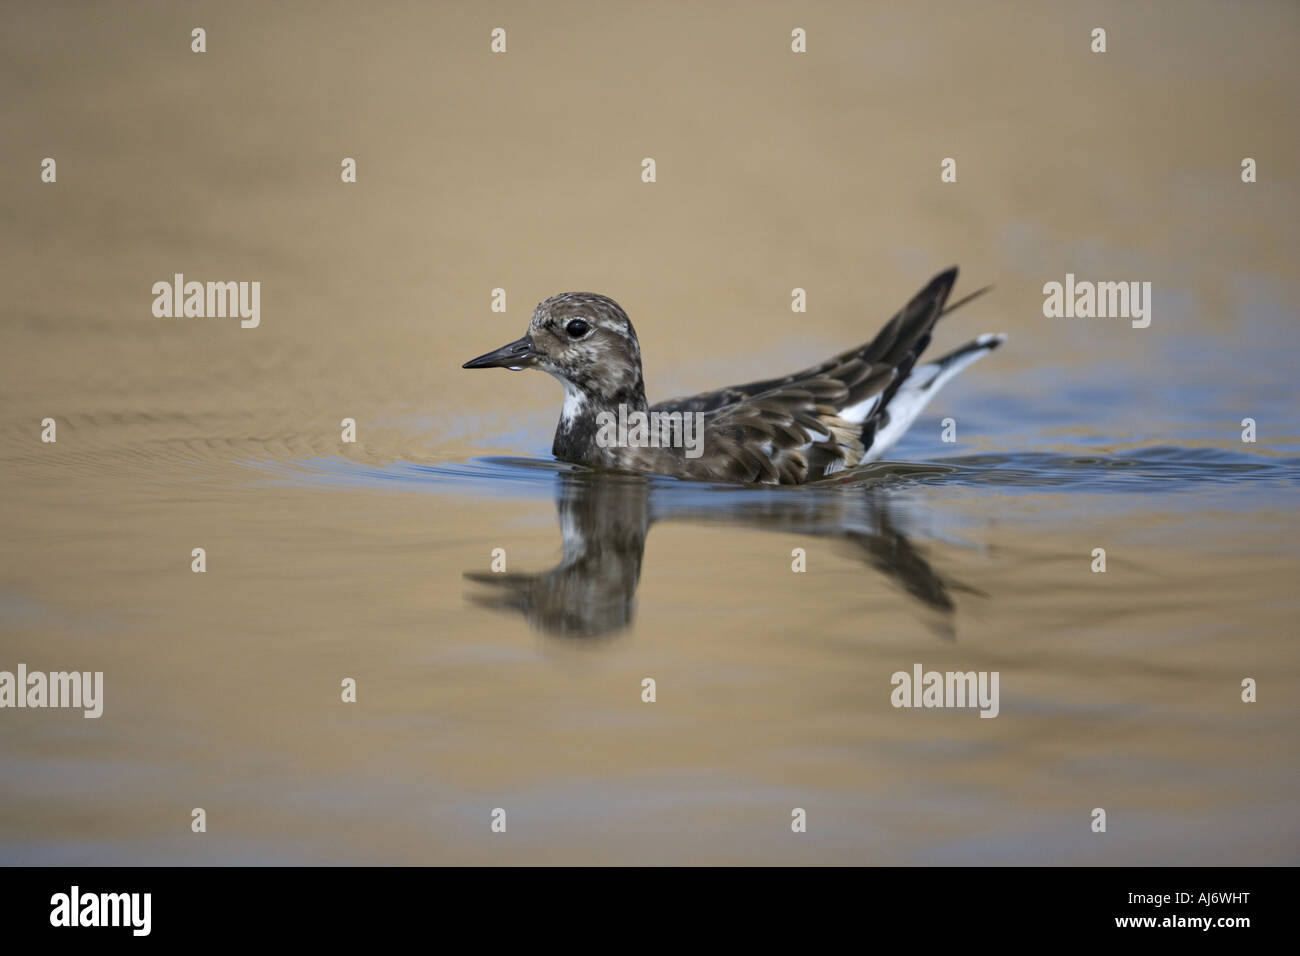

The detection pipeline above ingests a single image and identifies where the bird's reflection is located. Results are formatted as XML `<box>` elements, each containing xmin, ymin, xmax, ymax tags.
<box><xmin>465</xmin><ymin>470</ymin><xmax>981</xmax><ymax>639</ymax></box>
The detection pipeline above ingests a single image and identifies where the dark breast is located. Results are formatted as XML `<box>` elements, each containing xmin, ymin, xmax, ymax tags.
<box><xmin>552</xmin><ymin>415</ymin><xmax>601</xmax><ymax>463</ymax></box>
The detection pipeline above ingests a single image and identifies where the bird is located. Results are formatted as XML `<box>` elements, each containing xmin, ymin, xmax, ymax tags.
<box><xmin>462</xmin><ymin>267</ymin><xmax>1004</xmax><ymax>485</ymax></box>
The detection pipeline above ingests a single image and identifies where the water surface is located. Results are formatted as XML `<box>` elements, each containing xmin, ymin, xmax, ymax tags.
<box><xmin>2</xmin><ymin>0</ymin><xmax>1298</xmax><ymax>865</ymax></box>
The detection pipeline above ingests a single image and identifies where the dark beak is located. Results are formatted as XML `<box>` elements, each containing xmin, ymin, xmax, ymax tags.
<box><xmin>462</xmin><ymin>334</ymin><xmax>537</xmax><ymax>370</ymax></box>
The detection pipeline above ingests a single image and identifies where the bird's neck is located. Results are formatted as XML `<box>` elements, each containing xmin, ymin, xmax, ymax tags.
<box><xmin>551</xmin><ymin>378</ymin><xmax>648</xmax><ymax>465</ymax></box>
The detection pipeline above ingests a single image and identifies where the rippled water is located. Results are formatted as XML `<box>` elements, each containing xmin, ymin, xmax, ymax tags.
<box><xmin>6</xmin><ymin>418</ymin><xmax>1294</xmax><ymax>863</ymax></box>
<box><xmin>3</xmin><ymin>0</ymin><xmax>1298</xmax><ymax>865</ymax></box>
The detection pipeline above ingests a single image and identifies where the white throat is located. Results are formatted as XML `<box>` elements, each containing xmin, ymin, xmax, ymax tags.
<box><xmin>559</xmin><ymin>380</ymin><xmax>587</xmax><ymax>426</ymax></box>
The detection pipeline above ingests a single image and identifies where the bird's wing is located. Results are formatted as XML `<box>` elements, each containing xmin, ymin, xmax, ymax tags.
<box><xmin>654</xmin><ymin>268</ymin><xmax>982</xmax><ymax>482</ymax></box>
<box><xmin>652</xmin><ymin>268</ymin><xmax>984</xmax><ymax>417</ymax></box>
<box><xmin>690</xmin><ymin>377</ymin><xmax>868</xmax><ymax>484</ymax></box>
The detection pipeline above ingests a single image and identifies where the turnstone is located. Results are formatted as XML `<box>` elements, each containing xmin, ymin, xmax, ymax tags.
<box><xmin>463</xmin><ymin>267</ymin><xmax>1004</xmax><ymax>484</ymax></box>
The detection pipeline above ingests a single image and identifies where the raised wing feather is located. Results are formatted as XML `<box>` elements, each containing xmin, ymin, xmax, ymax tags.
<box><xmin>652</xmin><ymin>268</ymin><xmax>978</xmax><ymax>483</ymax></box>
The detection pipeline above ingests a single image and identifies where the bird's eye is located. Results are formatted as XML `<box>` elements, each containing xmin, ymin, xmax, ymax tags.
<box><xmin>565</xmin><ymin>319</ymin><xmax>590</xmax><ymax>338</ymax></box>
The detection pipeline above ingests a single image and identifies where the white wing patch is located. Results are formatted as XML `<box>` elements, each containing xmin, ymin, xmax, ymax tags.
<box><xmin>835</xmin><ymin>392</ymin><xmax>883</xmax><ymax>425</ymax></box>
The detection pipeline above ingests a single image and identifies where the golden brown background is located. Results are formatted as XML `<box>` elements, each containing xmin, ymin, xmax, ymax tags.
<box><xmin>1</xmin><ymin>0</ymin><xmax>1297</xmax><ymax>863</ymax></box>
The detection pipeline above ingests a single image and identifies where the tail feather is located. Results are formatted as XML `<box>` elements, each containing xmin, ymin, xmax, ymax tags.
<box><xmin>832</xmin><ymin>267</ymin><xmax>958</xmax><ymax>422</ymax></box>
<box><xmin>861</xmin><ymin>333</ymin><xmax>1006</xmax><ymax>462</ymax></box>
<box><xmin>655</xmin><ymin>267</ymin><xmax>980</xmax><ymax>419</ymax></box>
<box><xmin>940</xmin><ymin>284</ymin><xmax>993</xmax><ymax>319</ymax></box>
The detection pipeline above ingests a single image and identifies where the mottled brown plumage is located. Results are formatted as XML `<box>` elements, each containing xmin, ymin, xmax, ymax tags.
<box><xmin>462</xmin><ymin>267</ymin><xmax>1004</xmax><ymax>485</ymax></box>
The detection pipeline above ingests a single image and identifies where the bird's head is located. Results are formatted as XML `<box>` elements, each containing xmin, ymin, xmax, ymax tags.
<box><xmin>462</xmin><ymin>292</ymin><xmax>646</xmax><ymax>406</ymax></box>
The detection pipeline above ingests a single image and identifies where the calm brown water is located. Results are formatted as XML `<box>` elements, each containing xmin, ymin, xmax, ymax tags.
<box><xmin>2</xmin><ymin>0</ymin><xmax>1298</xmax><ymax>864</ymax></box>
